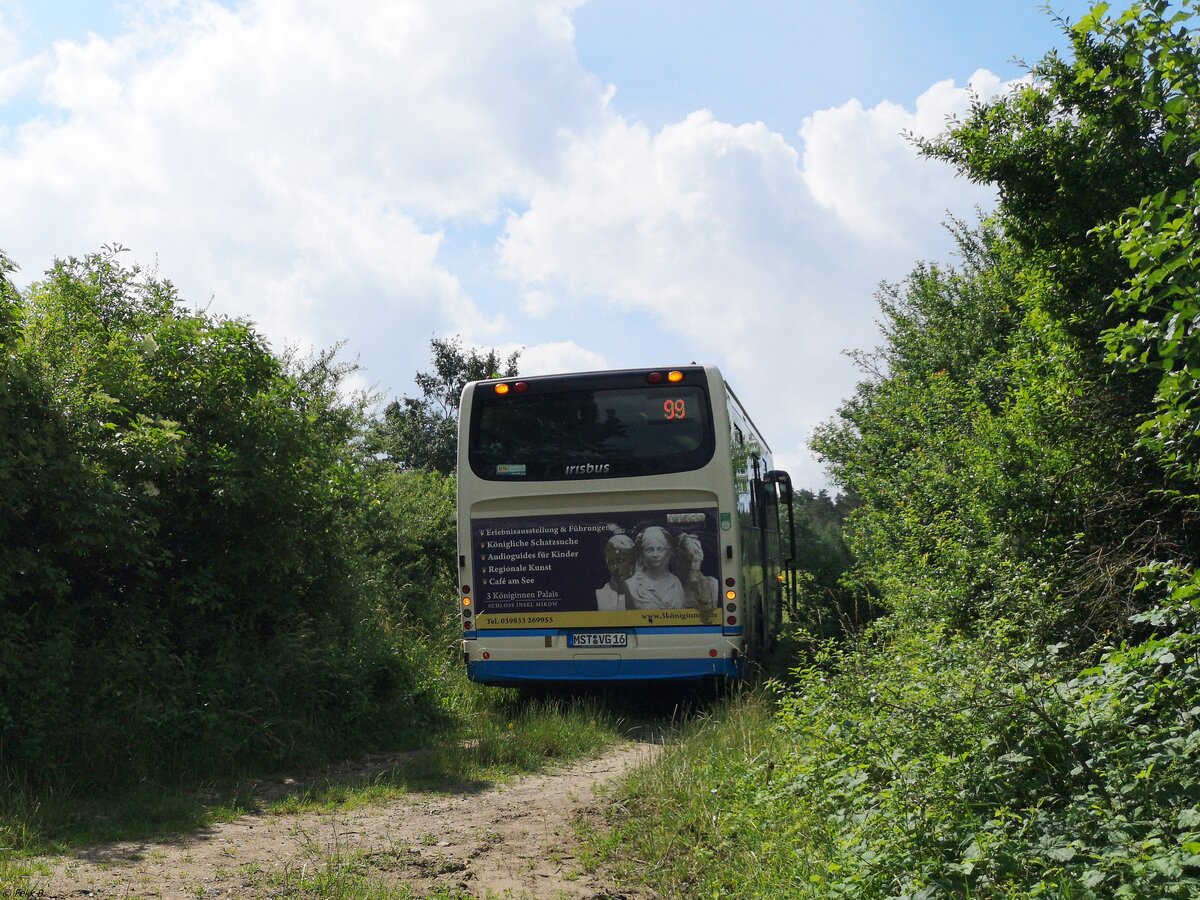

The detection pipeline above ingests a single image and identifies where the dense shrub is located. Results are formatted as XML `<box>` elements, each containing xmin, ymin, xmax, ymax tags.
<box><xmin>595</xmin><ymin>5</ymin><xmax>1200</xmax><ymax>897</ymax></box>
<box><xmin>786</xmin><ymin>3</ymin><xmax>1200</xmax><ymax>894</ymax></box>
<box><xmin>0</xmin><ymin>250</ymin><xmax>461</xmax><ymax>786</ymax></box>
<box><xmin>771</xmin><ymin>602</ymin><xmax>1200</xmax><ymax>897</ymax></box>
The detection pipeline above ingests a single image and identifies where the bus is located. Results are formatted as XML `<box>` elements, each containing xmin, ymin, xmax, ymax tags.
<box><xmin>455</xmin><ymin>365</ymin><xmax>795</xmax><ymax>684</ymax></box>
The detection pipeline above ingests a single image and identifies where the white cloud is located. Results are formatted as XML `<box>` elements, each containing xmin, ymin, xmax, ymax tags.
<box><xmin>497</xmin><ymin>85</ymin><xmax>1005</xmax><ymax>488</ymax></box>
<box><xmin>0</xmin><ymin>0</ymin><xmax>1013</xmax><ymax>490</ymax></box>
<box><xmin>0</xmin><ymin>7</ymin><xmax>44</xmax><ymax>104</ymax></box>
<box><xmin>500</xmin><ymin>110</ymin><xmax>841</xmax><ymax>367</ymax></box>
<box><xmin>0</xmin><ymin>8</ymin><xmax>22</xmax><ymax>63</ymax></box>
<box><xmin>0</xmin><ymin>0</ymin><xmax>605</xmax><ymax>348</ymax></box>
<box><xmin>516</xmin><ymin>339</ymin><xmax>608</xmax><ymax>376</ymax></box>
<box><xmin>800</xmin><ymin>72</ymin><xmax>1008</xmax><ymax>245</ymax></box>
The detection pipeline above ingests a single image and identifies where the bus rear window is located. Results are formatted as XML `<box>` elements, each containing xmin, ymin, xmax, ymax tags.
<box><xmin>469</xmin><ymin>384</ymin><xmax>714</xmax><ymax>480</ymax></box>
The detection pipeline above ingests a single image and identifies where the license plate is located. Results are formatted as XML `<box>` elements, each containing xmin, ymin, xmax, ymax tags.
<box><xmin>568</xmin><ymin>632</ymin><xmax>628</xmax><ymax>648</ymax></box>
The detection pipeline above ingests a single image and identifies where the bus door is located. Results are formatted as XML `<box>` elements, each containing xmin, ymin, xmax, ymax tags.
<box><xmin>759</xmin><ymin>479</ymin><xmax>783</xmax><ymax>646</ymax></box>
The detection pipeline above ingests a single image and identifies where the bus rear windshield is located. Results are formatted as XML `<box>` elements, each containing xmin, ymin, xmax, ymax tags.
<box><xmin>469</xmin><ymin>383</ymin><xmax>714</xmax><ymax>481</ymax></box>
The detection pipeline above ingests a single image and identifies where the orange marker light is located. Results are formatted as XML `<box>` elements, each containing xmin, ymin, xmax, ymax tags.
<box><xmin>494</xmin><ymin>383</ymin><xmax>510</xmax><ymax>395</ymax></box>
<box><xmin>667</xmin><ymin>370</ymin><xmax>684</xmax><ymax>383</ymax></box>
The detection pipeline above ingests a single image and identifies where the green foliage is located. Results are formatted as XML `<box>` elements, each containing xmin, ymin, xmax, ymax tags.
<box><xmin>369</xmin><ymin>336</ymin><xmax>519</xmax><ymax>474</ymax></box>
<box><xmin>920</xmin><ymin>2</ymin><xmax>1196</xmax><ymax>343</ymax></box>
<box><xmin>600</xmin><ymin>4</ymin><xmax>1200</xmax><ymax>898</ymax></box>
<box><xmin>590</xmin><ymin>693</ymin><xmax>815</xmax><ymax>898</ymax></box>
<box><xmin>813</xmin><ymin>223</ymin><xmax>1124</xmax><ymax>642</ymax></box>
<box><xmin>0</xmin><ymin>248</ymin><xmax>464</xmax><ymax>789</ymax></box>
<box><xmin>599</xmin><ymin>603</ymin><xmax>1200</xmax><ymax>898</ymax></box>
<box><xmin>788</xmin><ymin>489</ymin><xmax>865</xmax><ymax>638</ymax></box>
<box><xmin>353</xmin><ymin>467</ymin><xmax>458</xmax><ymax>637</ymax></box>
<box><xmin>820</xmin><ymin>0</ymin><xmax>1200</xmax><ymax>644</ymax></box>
<box><xmin>766</xmin><ymin>603</ymin><xmax>1200</xmax><ymax>898</ymax></box>
<box><xmin>1096</xmin><ymin>2</ymin><xmax>1200</xmax><ymax>490</ymax></box>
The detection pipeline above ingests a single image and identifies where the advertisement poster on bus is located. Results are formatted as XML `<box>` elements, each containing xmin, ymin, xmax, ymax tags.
<box><xmin>471</xmin><ymin>508</ymin><xmax>723</xmax><ymax>628</ymax></box>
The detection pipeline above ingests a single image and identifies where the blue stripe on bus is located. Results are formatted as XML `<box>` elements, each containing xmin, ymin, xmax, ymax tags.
<box><xmin>472</xmin><ymin>626</ymin><xmax>726</xmax><ymax>638</ymax></box>
<box><xmin>467</xmin><ymin>656</ymin><xmax>743</xmax><ymax>683</ymax></box>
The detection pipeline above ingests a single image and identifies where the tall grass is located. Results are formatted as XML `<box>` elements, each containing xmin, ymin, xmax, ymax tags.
<box><xmin>586</xmin><ymin>690</ymin><xmax>818</xmax><ymax>898</ymax></box>
<box><xmin>268</xmin><ymin>694</ymin><xmax>626</xmax><ymax>815</ymax></box>
<box><xmin>0</xmin><ymin>690</ymin><xmax>627</xmax><ymax>897</ymax></box>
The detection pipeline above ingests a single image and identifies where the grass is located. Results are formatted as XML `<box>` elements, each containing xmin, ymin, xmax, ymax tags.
<box><xmin>266</xmin><ymin>695</ymin><xmax>626</xmax><ymax>815</ymax></box>
<box><xmin>583</xmin><ymin>688</ymin><xmax>819</xmax><ymax>898</ymax></box>
<box><xmin>0</xmin><ymin>690</ymin><xmax>627</xmax><ymax>898</ymax></box>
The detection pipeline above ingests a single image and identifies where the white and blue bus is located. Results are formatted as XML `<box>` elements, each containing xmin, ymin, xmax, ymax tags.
<box><xmin>455</xmin><ymin>365</ymin><xmax>794</xmax><ymax>684</ymax></box>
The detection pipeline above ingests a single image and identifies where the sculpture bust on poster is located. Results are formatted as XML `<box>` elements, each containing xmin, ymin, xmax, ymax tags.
<box><xmin>595</xmin><ymin>533</ymin><xmax>636</xmax><ymax>611</ymax></box>
<box><xmin>625</xmin><ymin>526</ymin><xmax>685</xmax><ymax>609</ymax></box>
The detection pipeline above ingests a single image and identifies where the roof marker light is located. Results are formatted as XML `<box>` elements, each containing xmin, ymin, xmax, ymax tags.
<box><xmin>668</xmin><ymin>370</ymin><xmax>684</xmax><ymax>383</ymax></box>
<box><xmin>645</xmin><ymin>372</ymin><xmax>664</xmax><ymax>384</ymax></box>
<box><xmin>494</xmin><ymin>383</ymin><xmax>510</xmax><ymax>395</ymax></box>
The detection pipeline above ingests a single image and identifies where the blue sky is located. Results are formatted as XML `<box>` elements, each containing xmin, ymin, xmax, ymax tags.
<box><xmin>0</xmin><ymin>0</ymin><xmax>1095</xmax><ymax>488</ymax></box>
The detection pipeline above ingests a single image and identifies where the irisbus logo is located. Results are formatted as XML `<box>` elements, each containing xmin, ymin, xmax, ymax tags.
<box><xmin>564</xmin><ymin>462</ymin><xmax>611</xmax><ymax>475</ymax></box>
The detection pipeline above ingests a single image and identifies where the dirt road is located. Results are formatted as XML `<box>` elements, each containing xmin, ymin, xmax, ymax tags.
<box><xmin>29</xmin><ymin>742</ymin><xmax>658</xmax><ymax>899</ymax></box>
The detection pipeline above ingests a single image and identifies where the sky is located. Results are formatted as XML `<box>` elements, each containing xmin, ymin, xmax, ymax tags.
<box><xmin>0</xmin><ymin>0</ymin><xmax>1097</xmax><ymax>489</ymax></box>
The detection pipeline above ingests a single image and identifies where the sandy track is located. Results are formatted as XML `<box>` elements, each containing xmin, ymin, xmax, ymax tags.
<box><xmin>29</xmin><ymin>742</ymin><xmax>658</xmax><ymax>899</ymax></box>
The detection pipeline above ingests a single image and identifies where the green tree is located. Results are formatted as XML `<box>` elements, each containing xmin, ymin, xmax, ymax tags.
<box><xmin>619</xmin><ymin>6</ymin><xmax>1200</xmax><ymax>898</ymax></box>
<box><xmin>1</xmin><ymin>248</ymin><xmax>450</xmax><ymax>785</ymax></box>
<box><xmin>818</xmin><ymin>1</ymin><xmax>1200</xmax><ymax>642</ymax></box>
<box><xmin>813</xmin><ymin>222</ymin><xmax>1110</xmax><ymax>639</ymax></box>
<box><xmin>792</xmin><ymin>3</ymin><xmax>1200</xmax><ymax>890</ymax></box>
<box><xmin>788</xmin><ymin>488</ymin><xmax>864</xmax><ymax>637</ymax></box>
<box><xmin>370</xmin><ymin>336</ymin><xmax>519</xmax><ymax>474</ymax></box>
<box><xmin>917</xmin><ymin>0</ymin><xmax>1200</xmax><ymax>623</ymax></box>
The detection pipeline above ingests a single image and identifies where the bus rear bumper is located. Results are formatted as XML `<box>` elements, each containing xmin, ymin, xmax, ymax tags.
<box><xmin>466</xmin><ymin>656</ymin><xmax>743</xmax><ymax>684</ymax></box>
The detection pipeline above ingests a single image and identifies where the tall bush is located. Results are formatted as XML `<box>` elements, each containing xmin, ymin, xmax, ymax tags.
<box><xmin>0</xmin><ymin>249</ymin><xmax>455</xmax><ymax>785</ymax></box>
